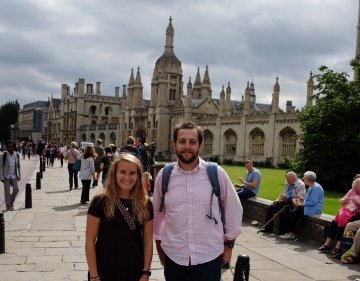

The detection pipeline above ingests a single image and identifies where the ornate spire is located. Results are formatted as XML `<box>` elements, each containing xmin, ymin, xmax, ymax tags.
<box><xmin>194</xmin><ymin>67</ymin><xmax>201</xmax><ymax>86</ymax></box>
<box><xmin>135</xmin><ymin>66</ymin><xmax>142</xmax><ymax>84</ymax></box>
<box><xmin>128</xmin><ymin>68</ymin><xmax>134</xmax><ymax>84</ymax></box>
<box><xmin>202</xmin><ymin>65</ymin><xmax>211</xmax><ymax>85</ymax></box>
<box><xmin>164</xmin><ymin>16</ymin><xmax>175</xmax><ymax>56</ymax></box>
<box><xmin>226</xmin><ymin>81</ymin><xmax>231</xmax><ymax>94</ymax></box>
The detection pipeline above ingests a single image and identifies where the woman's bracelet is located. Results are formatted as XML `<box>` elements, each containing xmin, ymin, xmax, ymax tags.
<box><xmin>90</xmin><ymin>276</ymin><xmax>100</xmax><ymax>281</ymax></box>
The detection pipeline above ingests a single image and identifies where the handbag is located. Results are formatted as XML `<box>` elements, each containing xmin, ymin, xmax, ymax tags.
<box><xmin>70</xmin><ymin>149</ymin><xmax>81</xmax><ymax>171</ymax></box>
<box><xmin>334</xmin><ymin>206</ymin><xmax>356</xmax><ymax>227</ymax></box>
<box><xmin>72</xmin><ymin>159</ymin><xmax>81</xmax><ymax>171</ymax></box>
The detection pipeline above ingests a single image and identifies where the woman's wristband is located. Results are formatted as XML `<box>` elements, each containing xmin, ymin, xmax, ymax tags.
<box><xmin>90</xmin><ymin>276</ymin><xmax>100</xmax><ymax>281</ymax></box>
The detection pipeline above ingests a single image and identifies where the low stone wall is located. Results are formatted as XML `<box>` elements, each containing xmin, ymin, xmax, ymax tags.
<box><xmin>240</xmin><ymin>197</ymin><xmax>333</xmax><ymax>244</ymax></box>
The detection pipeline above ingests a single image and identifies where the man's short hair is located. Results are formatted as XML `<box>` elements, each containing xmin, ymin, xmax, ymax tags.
<box><xmin>6</xmin><ymin>140</ymin><xmax>16</xmax><ymax>147</ymax></box>
<box><xmin>173</xmin><ymin>121</ymin><xmax>203</xmax><ymax>145</ymax></box>
<box><xmin>126</xmin><ymin>136</ymin><xmax>135</xmax><ymax>145</ymax></box>
<box><xmin>96</xmin><ymin>139</ymin><xmax>102</xmax><ymax>145</ymax></box>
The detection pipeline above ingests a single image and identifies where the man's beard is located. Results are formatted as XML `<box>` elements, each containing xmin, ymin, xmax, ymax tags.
<box><xmin>176</xmin><ymin>150</ymin><xmax>199</xmax><ymax>164</ymax></box>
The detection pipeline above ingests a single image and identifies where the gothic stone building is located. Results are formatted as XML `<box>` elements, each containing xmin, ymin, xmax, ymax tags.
<box><xmin>43</xmin><ymin>17</ymin><xmax>315</xmax><ymax>166</ymax></box>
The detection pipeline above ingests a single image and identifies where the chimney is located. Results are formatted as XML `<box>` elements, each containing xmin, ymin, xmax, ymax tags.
<box><xmin>86</xmin><ymin>83</ymin><xmax>93</xmax><ymax>95</ymax></box>
<box><xmin>122</xmin><ymin>84</ymin><xmax>127</xmax><ymax>97</ymax></box>
<box><xmin>96</xmin><ymin>82</ymin><xmax>101</xmax><ymax>96</ymax></box>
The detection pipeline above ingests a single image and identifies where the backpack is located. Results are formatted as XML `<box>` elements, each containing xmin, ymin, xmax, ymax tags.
<box><xmin>159</xmin><ymin>161</ymin><xmax>226</xmax><ymax>232</ymax></box>
<box><xmin>3</xmin><ymin>151</ymin><xmax>20</xmax><ymax>167</ymax></box>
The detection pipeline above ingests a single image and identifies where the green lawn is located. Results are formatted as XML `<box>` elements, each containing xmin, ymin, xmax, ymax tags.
<box><xmin>221</xmin><ymin>165</ymin><xmax>342</xmax><ymax>216</ymax></box>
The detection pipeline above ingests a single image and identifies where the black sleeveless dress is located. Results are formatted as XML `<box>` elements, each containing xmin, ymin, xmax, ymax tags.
<box><xmin>87</xmin><ymin>195</ymin><xmax>153</xmax><ymax>281</ymax></box>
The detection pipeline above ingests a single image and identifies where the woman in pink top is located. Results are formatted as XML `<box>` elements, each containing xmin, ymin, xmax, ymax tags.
<box><xmin>319</xmin><ymin>177</ymin><xmax>360</xmax><ymax>258</ymax></box>
<box><xmin>64</xmin><ymin>141</ymin><xmax>81</xmax><ymax>190</ymax></box>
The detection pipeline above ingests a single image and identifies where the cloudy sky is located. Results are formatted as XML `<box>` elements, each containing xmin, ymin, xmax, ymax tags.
<box><xmin>0</xmin><ymin>0</ymin><xmax>358</xmax><ymax>110</ymax></box>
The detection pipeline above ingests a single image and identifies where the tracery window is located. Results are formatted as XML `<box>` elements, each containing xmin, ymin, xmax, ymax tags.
<box><xmin>224</xmin><ymin>130</ymin><xmax>237</xmax><ymax>154</ymax></box>
<box><xmin>203</xmin><ymin>130</ymin><xmax>213</xmax><ymax>154</ymax></box>
<box><xmin>250</xmin><ymin>128</ymin><xmax>264</xmax><ymax>155</ymax></box>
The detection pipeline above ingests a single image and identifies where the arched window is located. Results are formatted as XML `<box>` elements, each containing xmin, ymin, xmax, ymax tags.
<box><xmin>224</xmin><ymin>129</ymin><xmax>237</xmax><ymax>155</ymax></box>
<box><xmin>90</xmin><ymin>133</ymin><xmax>96</xmax><ymax>144</ymax></box>
<box><xmin>110</xmin><ymin>132</ymin><xmax>116</xmax><ymax>143</ymax></box>
<box><xmin>280</xmin><ymin>127</ymin><xmax>297</xmax><ymax>156</ymax></box>
<box><xmin>89</xmin><ymin>105</ymin><xmax>97</xmax><ymax>115</ymax></box>
<box><xmin>99</xmin><ymin>133</ymin><xmax>106</xmax><ymax>144</ymax></box>
<box><xmin>105</xmin><ymin>107</ymin><xmax>111</xmax><ymax>116</ymax></box>
<box><xmin>169</xmin><ymin>89</ymin><xmax>176</xmax><ymax>100</ymax></box>
<box><xmin>81</xmin><ymin>133</ymin><xmax>87</xmax><ymax>142</ymax></box>
<box><xmin>250</xmin><ymin>128</ymin><xmax>265</xmax><ymax>155</ymax></box>
<box><xmin>203</xmin><ymin>130</ymin><xmax>213</xmax><ymax>154</ymax></box>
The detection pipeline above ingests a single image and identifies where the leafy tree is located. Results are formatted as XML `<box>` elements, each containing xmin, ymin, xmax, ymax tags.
<box><xmin>0</xmin><ymin>100</ymin><xmax>20</xmax><ymax>143</ymax></box>
<box><xmin>290</xmin><ymin>66</ymin><xmax>360</xmax><ymax>192</ymax></box>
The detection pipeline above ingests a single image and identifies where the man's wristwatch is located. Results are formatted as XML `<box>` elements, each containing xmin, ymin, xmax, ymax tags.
<box><xmin>142</xmin><ymin>269</ymin><xmax>151</xmax><ymax>276</ymax></box>
<box><xmin>224</xmin><ymin>239</ymin><xmax>235</xmax><ymax>249</ymax></box>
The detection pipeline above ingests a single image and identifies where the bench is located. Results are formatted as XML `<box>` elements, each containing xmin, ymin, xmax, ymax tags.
<box><xmin>240</xmin><ymin>197</ymin><xmax>333</xmax><ymax>244</ymax></box>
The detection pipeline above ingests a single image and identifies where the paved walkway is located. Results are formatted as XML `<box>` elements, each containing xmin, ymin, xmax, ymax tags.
<box><xmin>0</xmin><ymin>157</ymin><xmax>359</xmax><ymax>281</ymax></box>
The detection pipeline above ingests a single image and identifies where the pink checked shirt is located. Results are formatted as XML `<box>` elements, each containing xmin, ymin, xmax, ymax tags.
<box><xmin>153</xmin><ymin>159</ymin><xmax>243</xmax><ymax>266</ymax></box>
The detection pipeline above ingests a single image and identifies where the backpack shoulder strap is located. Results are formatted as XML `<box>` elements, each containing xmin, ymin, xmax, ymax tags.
<box><xmin>207</xmin><ymin>162</ymin><xmax>220</xmax><ymax>196</ymax></box>
<box><xmin>206</xmin><ymin>162</ymin><xmax>226</xmax><ymax>232</ymax></box>
<box><xmin>3</xmin><ymin>151</ymin><xmax>7</xmax><ymax>167</ymax></box>
<box><xmin>159</xmin><ymin>162</ymin><xmax>175</xmax><ymax>212</ymax></box>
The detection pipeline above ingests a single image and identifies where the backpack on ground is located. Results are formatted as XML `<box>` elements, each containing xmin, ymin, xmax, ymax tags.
<box><xmin>159</xmin><ymin>161</ymin><xmax>226</xmax><ymax>231</ymax></box>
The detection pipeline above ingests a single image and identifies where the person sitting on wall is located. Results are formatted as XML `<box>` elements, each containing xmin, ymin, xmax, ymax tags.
<box><xmin>236</xmin><ymin>160</ymin><xmax>261</xmax><ymax>199</ymax></box>
<box><xmin>278</xmin><ymin>171</ymin><xmax>324</xmax><ymax>240</ymax></box>
<box><xmin>259</xmin><ymin>171</ymin><xmax>306</xmax><ymax>233</ymax></box>
<box><xmin>341</xmin><ymin>219</ymin><xmax>360</xmax><ymax>264</ymax></box>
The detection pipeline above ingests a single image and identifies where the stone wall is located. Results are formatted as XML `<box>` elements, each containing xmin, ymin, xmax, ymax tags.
<box><xmin>240</xmin><ymin>197</ymin><xmax>333</xmax><ymax>244</ymax></box>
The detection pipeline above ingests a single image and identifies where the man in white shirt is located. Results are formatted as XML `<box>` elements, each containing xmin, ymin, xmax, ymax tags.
<box><xmin>153</xmin><ymin>121</ymin><xmax>243</xmax><ymax>281</ymax></box>
<box><xmin>0</xmin><ymin>140</ymin><xmax>21</xmax><ymax>211</ymax></box>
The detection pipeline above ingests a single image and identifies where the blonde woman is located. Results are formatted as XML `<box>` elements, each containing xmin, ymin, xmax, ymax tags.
<box><xmin>85</xmin><ymin>153</ymin><xmax>153</xmax><ymax>281</ymax></box>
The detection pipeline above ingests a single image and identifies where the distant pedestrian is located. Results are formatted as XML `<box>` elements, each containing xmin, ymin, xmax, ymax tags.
<box><xmin>93</xmin><ymin>139</ymin><xmax>105</xmax><ymax>187</ymax></box>
<box><xmin>26</xmin><ymin>144</ymin><xmax>32</xmax><ymax>160</ymax></box>
<box><xmin>58</xmin><ymin>143</ymin><xmax>66</xmax><ymax>168</ymax></box>
<box><xmin>79</xmin><ymin>146</ymin><xmax>95</xmax><ymax>205</ymax></box>
<box><xmin>45</xmin><ymin>143</ymin><xmax>51</xmax><ymax>166</ymax></box>
<box><xmin>120</xmin><ymin>136</ymin><xmax>140</xmax><ymax>157</ymax></box>
<box><xmin>135</xmin><ymin>137</ymin><xmax>149</xmax><ymax>172</ymax></box>
<box><xmin>50</xmin><ymin>141</ymin><xmax>58</xmax><ymax>166</ymax></box>
<box><xmin>0</xmin><ymin>140</ymin><xmax>21</xmax><ymax>211</ymax></box>
<box><xmin>100</xmin><ymin>146</ymin><xmax>113</xmax><ymax>185</ymax></box>
<box><xmin>36</xmin><ymin>140</ymin><xmax>45</xmax><ymax>158</ymax></box>
<box><xmin>85</xmin><ymin>153</ymin><xmax>153</xmax><ymax>281</ymax></box>
<box><xmin>64</xmin><ymin>142</ymin><xmax>81</xmax><ymax>190</ymax></box>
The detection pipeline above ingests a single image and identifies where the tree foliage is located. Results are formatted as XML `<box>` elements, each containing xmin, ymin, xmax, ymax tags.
<box><xmin>290</xmin><ymin>66</ymin><xmax>360</xmax><ymax>192</ymax></box>
<box><xmin>0</xmin><ymin>100</ymin><xmax>20</xmax><ymax>143</ymax></box>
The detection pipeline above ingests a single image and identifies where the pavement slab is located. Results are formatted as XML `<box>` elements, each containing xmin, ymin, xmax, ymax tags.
<box><xmin>0</xmin><ymin>157</ymin><xmax>359</xmax><ymax>281</ymax></box>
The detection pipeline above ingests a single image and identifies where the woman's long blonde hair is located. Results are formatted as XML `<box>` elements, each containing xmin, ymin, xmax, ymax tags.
<box><xmin>102</xmin><ymin>153</ymin><xmax>149</xmax><ymax>224</ymax></box>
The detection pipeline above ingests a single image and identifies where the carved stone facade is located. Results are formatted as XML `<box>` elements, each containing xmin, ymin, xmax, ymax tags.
<box><xmin>42</xmin><ymin>17</ymin><xmax>315</xmax><ymax>166</ymax></box>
